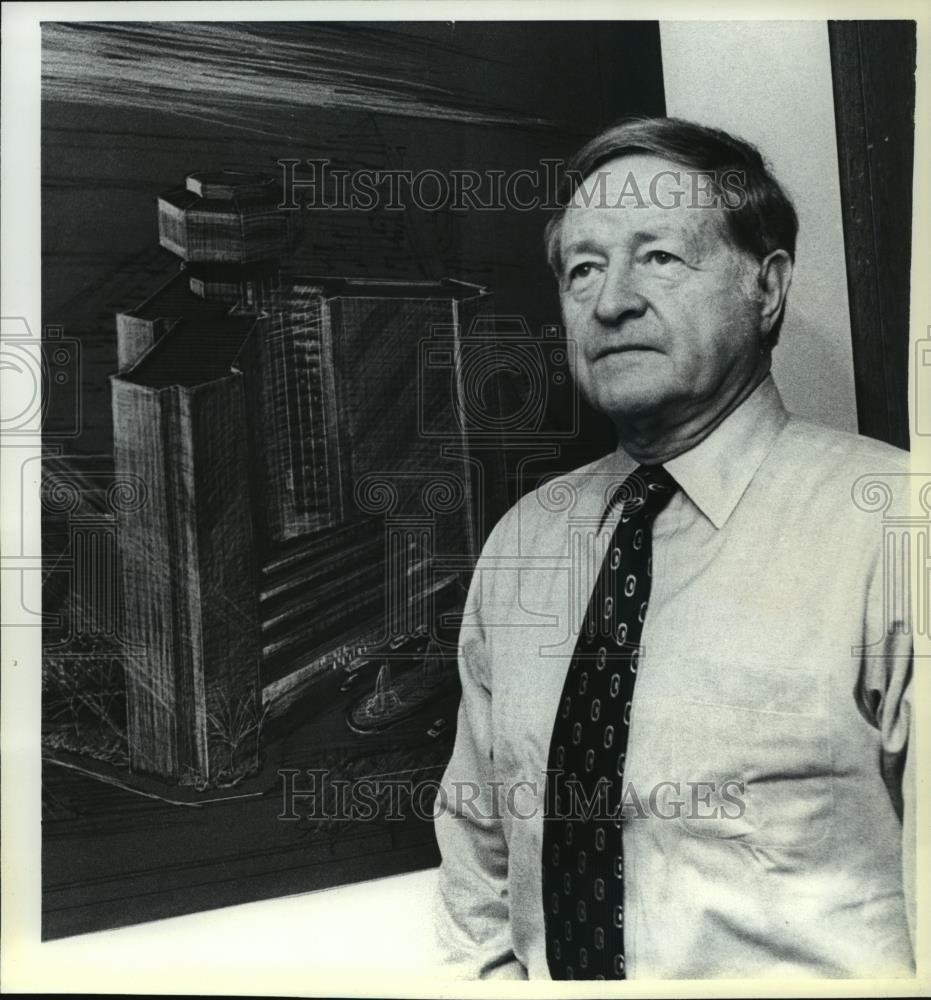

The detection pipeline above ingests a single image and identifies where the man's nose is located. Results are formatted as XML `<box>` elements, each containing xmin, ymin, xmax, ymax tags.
<box><xmin>593</xmin><ymin>260</ymin><xmax>647</xmax><ymax>325</ymax></box>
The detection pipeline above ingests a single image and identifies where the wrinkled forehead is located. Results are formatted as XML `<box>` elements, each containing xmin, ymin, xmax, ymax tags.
<box><xmin>564</xmin><ymin>152</ymin><xmax>731</xmax><ymax>248</ymax></box>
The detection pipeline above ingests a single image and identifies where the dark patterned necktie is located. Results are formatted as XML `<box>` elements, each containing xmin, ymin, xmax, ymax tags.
<box><xmin>542</xmin><ymin>464</ymin><xmax>678</xmax><ymax>980</ymax></box>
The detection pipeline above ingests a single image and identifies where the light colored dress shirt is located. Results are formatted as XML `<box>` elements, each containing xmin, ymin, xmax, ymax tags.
<box><xmin>433</xmin><ymin>374</ymin><xmax>914</xmax><ymax>979</ymax></box>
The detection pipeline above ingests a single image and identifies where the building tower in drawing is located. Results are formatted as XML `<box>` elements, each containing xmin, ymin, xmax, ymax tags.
<box><xmin>111</xmin><ymin>171</ymin><xmax>296</xmax><ymax>784</ymax></box>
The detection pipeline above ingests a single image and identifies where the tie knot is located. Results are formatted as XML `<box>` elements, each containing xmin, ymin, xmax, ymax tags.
<box><xmin>607</xmin><ymin>464</ymin><xmax>678</xmax><ymax>522</ymax></box>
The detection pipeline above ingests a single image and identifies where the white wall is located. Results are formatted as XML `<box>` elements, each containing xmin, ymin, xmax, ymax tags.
<box><xmin>19</xmin><ymin>869</ymin><xmax>445</xmax><ymax>993</ymax></box>
<box><xmin>660</xmin><ymin>20</ymin><xmax>859</xmax><ymax>434</ymax></box>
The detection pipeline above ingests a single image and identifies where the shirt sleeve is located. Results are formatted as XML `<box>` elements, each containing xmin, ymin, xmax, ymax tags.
<box><xmin>876</xmin><ymin>642</ymin><xmax>914</xmax><ymax>950</ymax></box>
<box><xmin>856</xmin><ymin>534</ymin><xmax>915</xmax><ymax>948</ymax></box>
<box><xmin>432</xmin><ymin>520</ymin><xmax>527</xmax><ymax>980</ymax></box>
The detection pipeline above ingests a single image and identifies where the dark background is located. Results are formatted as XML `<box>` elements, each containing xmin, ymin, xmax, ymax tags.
<box><xmin>40</xmin><ymin>20</ymin><xmax>667</xmax><ymax>939</ymax></box>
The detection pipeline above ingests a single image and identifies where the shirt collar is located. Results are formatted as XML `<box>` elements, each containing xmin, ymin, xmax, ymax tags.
<box><xmin>609</xmin><ymin>374</ymin><xmax>789</xmax><ymax>531</ymax></box>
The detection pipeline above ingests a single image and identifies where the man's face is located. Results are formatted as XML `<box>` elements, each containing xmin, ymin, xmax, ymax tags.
<box><xmin>557</xmin><ymin>153</ymin><xmax>767</xmax><ymax>427</ymax></box>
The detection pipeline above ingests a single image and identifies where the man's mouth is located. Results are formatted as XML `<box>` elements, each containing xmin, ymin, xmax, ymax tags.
<box><xmin>593</xmin><ymin>345</ymin><xmax>661</xmax><ymax>360</ymax></box>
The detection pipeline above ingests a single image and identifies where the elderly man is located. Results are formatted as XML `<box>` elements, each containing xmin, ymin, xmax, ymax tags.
<box><xmin>432</xmin><ymin>117</ymin><xmax>914</xmax><ymax>980</ymax></box>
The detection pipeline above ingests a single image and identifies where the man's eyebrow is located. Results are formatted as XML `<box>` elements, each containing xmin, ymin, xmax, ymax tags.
<box><xmin>563</xmin><ymin>230</ymin><xmax>698</xmax><ymax>259</ymax></box>
<box><xmin>629</xmin><ymin>227</ymin><xmax>685</xmax><ymax>244</ymax></box>
<box><xmin>561</xmin><ymin>220</ymin><xmax>708</xmax><ymax>265</ymax></box>
<box><xmin>561</xmin><ymin>239</ymin><xmax>605</xmax><ymax>258</ymax></box>
<box><xmin>631</xmin><ymin>227</ymin><xmax>705</xmax><ymax>257</ymax></box>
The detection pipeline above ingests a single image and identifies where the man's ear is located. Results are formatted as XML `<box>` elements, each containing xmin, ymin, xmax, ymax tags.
<box><xmin>756</xmin><ymin>250</ymin><xmax>793</xmax><ymax>338</ymax></box>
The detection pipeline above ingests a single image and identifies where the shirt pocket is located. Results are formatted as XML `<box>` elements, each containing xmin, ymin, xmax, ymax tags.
<box><xmin>668</xmin><ymin>661</ymin><xmax>834</xmax><ymax>849</ymax></box>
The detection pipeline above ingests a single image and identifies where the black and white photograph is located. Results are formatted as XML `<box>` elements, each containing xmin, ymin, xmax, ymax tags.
<box><xmin>1</xmin><ymin>1</ymin><xmax>928</xmax><ymax>994</ymax></box>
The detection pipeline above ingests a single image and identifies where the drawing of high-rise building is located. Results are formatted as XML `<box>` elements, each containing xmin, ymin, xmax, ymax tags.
<box><xmin>111</xmin><ymin>169</ymin><xmax>497</xmax><ymax>781</ymax></box>
<box><xmin>112</xmin><ymin>171</ymin><xmax>295</xmax><ymax>783</ymax></box>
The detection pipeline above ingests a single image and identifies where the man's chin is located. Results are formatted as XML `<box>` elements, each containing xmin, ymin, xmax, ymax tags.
<box><xmin>587</xmin><ymin>384</ymin><xmax>673</xmax><ymax>421</ymax></box>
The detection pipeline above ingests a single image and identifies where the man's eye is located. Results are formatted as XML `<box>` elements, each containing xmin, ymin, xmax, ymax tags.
<box><xmin>645</xmin><ymin>250</ymin><xmax>681</xmax><ymax>266</ymax></box>
<box><xmin>567</xmin><ymin>262</ymin><xmax>600</xmax><ymax>283</ymax></box>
